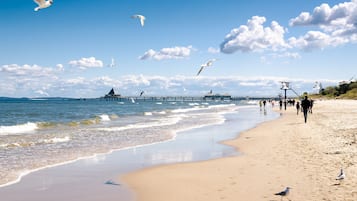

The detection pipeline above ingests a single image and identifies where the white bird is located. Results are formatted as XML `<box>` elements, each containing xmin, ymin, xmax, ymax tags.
<box><xmin>274</xmin><ymin>187</ymin><xmax>291</xmax><ymax>201</ymax></box>
<box><xmin>336</xmin><ymin>168</ymin><xmax>345</xmax><ymax>181</ymax></box>
<box><xmin>131</xmin><ymin>14</ymin><xmax>146</xmax><ymax>27</ymax></box>
<box><xmin>108</xmin><ymin>58</ymin><xmax>116</xmax><ymax>67</ymax></box>
<box><xmin>196</xmin><ymin>59</ymin><xmax>217</xmax><ymax>76</ymax></box>
<box><xmin>34</xmin><ymin>0</ymin><xmax>53</xmax><ymax>11</ymax></box>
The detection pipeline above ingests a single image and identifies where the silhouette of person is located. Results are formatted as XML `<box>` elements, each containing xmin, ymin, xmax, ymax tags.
<box><xmin>309</xmin><ymin>99</ymin><xmax>314</xmax><ymax>113</ymax></box>
<box><xmin>296</xmin><ymin>101</ymin><xmax>300</xmax><ymax>115</ymax></box>
<box><xmin>301</xmin><ymin>96</ymin><xmax>311</xmax><ymax>123</ymax></box>
<box><xmin>279</xmin><ymin>100</ymin><xmax>283</xmax><ymax>110</ymax></box>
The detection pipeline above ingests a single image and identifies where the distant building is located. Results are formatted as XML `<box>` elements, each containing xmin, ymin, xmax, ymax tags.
<box><xmin>203</xmin><ymin>91</ymin><xmax>231</xmax><ymax>100</ymax></box>
<box><xmin>103</xmin><ymin>88</ymin><xmax>121</xmax><ymax>99</ymax></box>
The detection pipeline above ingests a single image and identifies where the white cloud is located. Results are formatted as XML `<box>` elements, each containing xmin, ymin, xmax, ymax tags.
<box><xmin>0</xmin><ymin>73</ymin><xmax>339</xmax><ymax>98</ymax></box>
<box><xmin>139</xmin><ymin>46</ymin><xmax>193</xmax><ymax>60</ymax></box>
<box><xmin>289</xmin><ymin>1</ymin><xmax>356</xmax><ymax>28</ymax></box>
<box><xmin>68</xmin><ymin>57</ymin><xmax>104</xmax><ymax>69</ymax></box>
<box><xmin>56</xmin><ymin>64</ymin><xmax>64</xmax><ymax>71</ymax></box>
<box><xmin>272</xmin><ymin>52</ymin><xmax>301</xmax><ymax>59</ymax></box>
<box><xmin>207</xmin><ymin>47</ymin><xmax>220</xmax><ymax>54</ymax></box>
<box><xmin>0</xmin><ymin>64</ymin><xmax>58</xmax><ymax>78</ymax></box>
<box><xmin>289</xmin><ymin>0</ymin><xmax>357</xmax><ymax>48</ymax></box>
<box><xmin>220</xmin><ymin>16</ymin><xmax>289</xmax><ymax>54</ymax></box>
<box><xmin>35</xmin><ymin>90</ymin><xmax>50</xmax><ymax>97</ymax></box>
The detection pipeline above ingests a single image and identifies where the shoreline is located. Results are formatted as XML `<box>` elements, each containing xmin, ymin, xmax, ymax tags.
<box><xmin>123</xmin><ymin>100</ymin><xmax>357</xmax><ymax>201</ymax></box>
<box><xmin>0</xmin><ymin>105</ymin><xmax>278</xmax><ymax>201</ymax></box>
<box><xmin>0</xmin><ymin>104</ymin><xmax>258</xmax><ymax>189</ymax></box>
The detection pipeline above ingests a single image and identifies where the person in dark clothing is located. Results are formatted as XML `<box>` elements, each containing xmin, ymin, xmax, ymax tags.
<box><xmin>279</xmin><ymin>100</ymin><xmax>283</xmax><ymax>110</ymax></box>
<box><xmin>296</xmin><ymin>101</ymin><xmax>300</xmax><ymax>115</ymax></box>
<box><xmin>301</xmin><ymin>96</ymin><xmax>311</xmax><ymax>123</ymax></box>
<box><xmin>309</xmin><ymin>99</ymin><xmax>314</xmax><ymax>113</ymax></box>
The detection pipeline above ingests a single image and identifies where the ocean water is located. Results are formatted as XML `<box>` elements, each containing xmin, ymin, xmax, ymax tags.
<box><xmin>0</xmin><ymin>97</ymin><xmax>259</xmax><ymax>187</ymax></box>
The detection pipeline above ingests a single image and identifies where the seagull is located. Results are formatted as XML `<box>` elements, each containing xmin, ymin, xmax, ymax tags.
<box><xmin>196</xmin><ymin>59</ymin><xmax>217</xmax><ymax>76</ymax></box>
<box><xmin>105</xmin><ymin>180</ymin><xmax>120</xmax><ymax>186</ymax></box>
<box><xmin>140</xmin><ymin>91</ymin><xmax>145</xmax><ymax>97</ymax></box>
<box><xmin>34</xmin><ymin>0</ymin><xmax>53</xmax><ymax>11</ymax></box>
<box><xmin>336</xmin><ymin>168</ymin><xmax>345</xmax><ymax>182</ymax></box>
<box><xmin>131</xmin><ymin>14</ymin><xmax>146</xmax><ymax>27</ymax></box>
<box><xmin>108</xmin><ymin>58</ymin><xmax>116</xmax><ymax>67</ymax></box>
<box><xmin>274</xmin><ymin>187</ymin><xmax>291</xmax><ymax>201</ymax></box>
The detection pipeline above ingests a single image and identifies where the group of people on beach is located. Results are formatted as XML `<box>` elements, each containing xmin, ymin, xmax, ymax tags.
<box><xmin>295</xmin><ymin>96</ymin><xmax>313</xmax><ymax>123</ymax></box>
<box><xmin>276</xmin><ymin>96</ymin><xmax>314</xmax><ymax>123</ymax></box>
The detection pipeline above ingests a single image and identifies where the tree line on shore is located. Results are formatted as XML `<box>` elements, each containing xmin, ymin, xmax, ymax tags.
<box><xmin>312</xmin><ymin>81</ymin><xmax>357</xmax><ymax>99</ymax></box>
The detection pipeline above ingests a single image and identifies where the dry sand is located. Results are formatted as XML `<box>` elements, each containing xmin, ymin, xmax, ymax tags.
<box><xmin>123</xmin><ymin>100</ymin><xmax>357</xmax><ymax>201</ymax></box>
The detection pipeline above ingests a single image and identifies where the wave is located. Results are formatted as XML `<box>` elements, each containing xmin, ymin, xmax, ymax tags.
<box><xmin>188</xmin><ymin>102</ymin><xmax>200</xmax><ymax>106</ymax></box>
<box><xmin>97</xmin><ymin>115</ymin><xmax>183</xmax><ymax>132</ymax></box>
<box><xmin>42</xmin><ymin>136</ymin><xmax>70</xmax><ymax>144</ymax></box>
<box><xmin>0</xmin><ymin>122</ymin><xmax>38</xmax><ymax>135</ymax></box>
<box><xmin>171</xmin><ymin>106</ymin><xmax>206</xmax><ymax>113</ymax></box>
<box><xmin>144</xmin><ymin>112</ymin><xmax>153</xmax><ymax>116</ymax></box>
<box><xmin>98</xmin><ymin>114</ymin><xmax>111</xmax><ymax>121</ymax></box>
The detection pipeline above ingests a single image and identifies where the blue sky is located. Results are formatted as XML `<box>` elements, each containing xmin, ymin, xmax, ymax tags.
<box><xmin>0</xmin><ymin>0</ymin><xmax>356</xmax><ymax>98</ymax></box>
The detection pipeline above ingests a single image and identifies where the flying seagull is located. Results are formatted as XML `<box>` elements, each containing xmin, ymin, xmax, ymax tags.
<box><xmin>274</xmin><ymin>187</ymin><xmax>291</xmax><ymax>201</ymax></box>
<box><xmin>108</xmin><ymin>58</ymin><xmax>116</xmax><ymax>67</ymax></box>
<box><xmin>336</xmin><ymin>168</ymin><xmax>345</xmax><ymax>182</ymax></box>
<box><xmin>131</xmin><ymin>14</ymin><xmax>146</xmax><ymax>27</ymax></box>
<box><xmin>34</xmin><ymin>0</ymin><xmax>53</xmax><ymax>11</ymax></box>
<box><xmin>140</xmin><ymin>91</ymin><xmax>145</xmax><ymax>97</ymax></box>
<box><xmin>196</xmin><ymin>59</ymin><xmax>217</xmax><ymax>76</ymax></box>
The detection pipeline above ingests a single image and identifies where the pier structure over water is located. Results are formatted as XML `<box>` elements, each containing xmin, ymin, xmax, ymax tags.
<box><xmin>99</xmin><ymin>88</ymin><xmax>276</xmax><ymax>102</ymax></box>
<box><xmin>99</xmin><ymin>96</ymin><xmax>275</xmax><ymax>102</ymax></box>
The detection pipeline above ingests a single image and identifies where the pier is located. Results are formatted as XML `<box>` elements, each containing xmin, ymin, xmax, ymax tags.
<box><xmin>99</xmin><ymin>96</ymin><xmax>275</xmax><ymax>102</ymax></box>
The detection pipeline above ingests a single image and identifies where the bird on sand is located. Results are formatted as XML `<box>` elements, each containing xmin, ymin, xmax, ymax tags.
<box><xmin>336</xmin><ymin>168</ymin><xmax>345</xmax><ymax>182</ymax></box>
<box><xmin>196</xmin><ymin>59</ymin><xmax>217</xmax><ymax>76</ymax></box>
<box><xmin>33</xmin><ymin>0</ymin><xmax>53</xmax><ymax>11</ymax></box>
<box><xmin>274</xmin><ymin>187</ymin><xmax>291</xmax><ymax>201</ymax></box>
<box><xmin>105</xmin><ymin>180</ymin><xmax>120</xmax><ymax>186</ymax></box>
<box><xmin>131</xmin><ymin>14</ymin><xmax>146</xmax><ymax>27</ymax></box>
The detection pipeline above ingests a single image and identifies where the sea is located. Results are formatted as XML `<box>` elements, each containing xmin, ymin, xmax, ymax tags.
<box><xmin>0</xmin><ymin>97</ymin><xmax>275</xmax><ymax>189</ymax></box>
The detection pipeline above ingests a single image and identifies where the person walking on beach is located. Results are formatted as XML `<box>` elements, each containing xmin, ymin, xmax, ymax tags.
<box><xmin>301</xmin><ymin>96</ymin><xmax>311</xmax><ymax>123</ymax></box>
<box><xmin>279</xmin><ymin>100</ymin><xmax>283</xmax><ymax>110</ymax></box>
<box><xmin>309</xmin><ymin>99</ymin><xmax>314</xmax><ymax>113</ymax></box>
<box><xmin>296</xmin><ymin>101</ymin><xmax>300</xmax><ymax>115</ymax></box>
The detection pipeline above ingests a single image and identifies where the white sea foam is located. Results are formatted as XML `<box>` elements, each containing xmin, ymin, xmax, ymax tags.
<box><xmin>246</xmin><ymin>100</ymin><xmax>259</xmax><ymax>105</ymax></box>
<box><xmin>42</xmin><ymin>136</ymin><xmax>70</xmax><ymax>144</ymax></box>
<box><xmin>0</xmin><ymin>122</ymin><xmax>38</xmax><ymax>135</ymax></box>
<box><xmin>154</xmin><ymin>111</ymin><xmax>166</xmax><ymax>115</ymax></box>
<box><xmin>98</xmin><ymin>115</ymin><xmax>182</xmax><ymax>132</ymax></box>
<box><xmin>144</xmin><ymin>112</ymin><xmax>153</xmax><ymax>116</ymax></box>
<box><xmin>171</xmin><ymin>107</ymin><xmax>207</xmax><ymax>113</ymax></box>
<box><xmin>99</xmin><ymin>114</ymin><xmax>111</xmax><ymax>121</ymax></box>
<box><xmin>208</xmin><ymin>104</ymin><xmax>235</xmax><ymax>109</ymax></box>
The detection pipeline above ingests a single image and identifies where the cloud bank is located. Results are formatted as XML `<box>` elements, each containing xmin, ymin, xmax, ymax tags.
<box><xmin>221</xmin><ymin>1</ymin><xmax>357</xmax><ymax>53</ymax></box>
<box><xmin>220</xmin><ymin>16</ymin><xmax>288</xmax><ymax>54</ymax></box>
<box><xmin>68</xmin><ymin>57</ymin><xmax>104</xmax><ymax>69</ymax></box>
<box><xmin>139</xmin><ymin>46</ymin><xmax>193</xmax><ymax>60</ymax></box>
<box><xmin>0</xmin><ymin>63</ymin><xmax>338</xmax><ymax>98</ymax></box>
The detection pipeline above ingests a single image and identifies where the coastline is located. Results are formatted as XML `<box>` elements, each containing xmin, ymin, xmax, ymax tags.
<box><xmin>0</xmin><ymin>105</ymin><xmax>278</xmax><ymax>201</ymax></box>
<box><xmin>123</xmin><ymin>100</ymin><xmax>357</xmax><ymax>201</ymax></box>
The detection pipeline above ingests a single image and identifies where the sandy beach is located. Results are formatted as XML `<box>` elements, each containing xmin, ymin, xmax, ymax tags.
<box><xmin>123</xmin><ymin>100</ymin><xmax>357</xmax><ymax>201</ymax></box>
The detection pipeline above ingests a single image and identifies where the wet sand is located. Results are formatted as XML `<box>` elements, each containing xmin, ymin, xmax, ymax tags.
<box><xmin>123</xmin><ymin>100</ymin><xmax>357</xmax><ymax>201</ymax></box>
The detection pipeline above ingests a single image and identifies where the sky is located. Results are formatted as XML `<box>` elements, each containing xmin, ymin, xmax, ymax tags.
<box><xmin>0</xmin><ymin>0</ymin><xmax>356</xmax><ymax>98</ymax></box>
